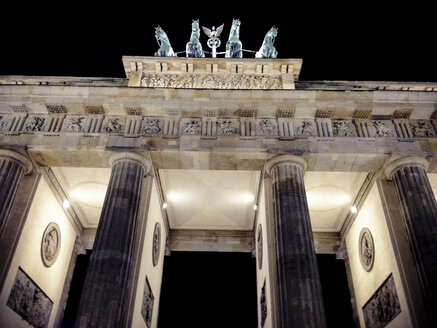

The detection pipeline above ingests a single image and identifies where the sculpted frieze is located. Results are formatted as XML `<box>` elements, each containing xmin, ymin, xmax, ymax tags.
<box><xmin>257</xmin><ymin>119</ymin><xmax>278</xmax><ymax>136</ymax></box>
<box><xmin>140</xmin><ymin>73</ymin><xmax>282</xmax><ymax>90</ymax></box>
<box><xmin>332</xmin><ymin>119</ymin><xmax>357</xmax><ymax>137</ymax></box>
<box><xmin>0</xmin><ymin>114</ymin><xmax>12</xmax><ymax>131</ymax></box>
<box><xmin>102</xmin><ymin>116</ymin><xmax>125</xmax><ymax>133</ymax></box>
<box><xmin>180</xmin><ymin>118</ymin><xmax>201</xmax><ymax>135</ymax></box>
<box><xmin>216</xmin><ymin>119</ymin><xmax>239</xmax><ymax>136</ymax></box>
<box><xmin>62</xmin><ymin>115</ymin><xmax>86</xmax><ymax>132</ymax></box>
<box><xmin>24</xmin><ymin>115</ymin><xmax>46</xmax><ymax>132</ymax></box>
<box><xmin>410</xmin><ymin>119</ymin><xmax>436</xmax><ymax>138</ymax></box>
<box><xmin>294</xmin><ymin>120</ymin><xmax>316</xmax><ymax>136</ymax></box>
<box><xmin>142</xmin><ymin>118</ymin><xmax>163</xmax><ymax>135</ymax></box>
<box><xmin>372</xmin><ymin>120</ymin><xmax>395</xmax><ymax>137</ymax></box>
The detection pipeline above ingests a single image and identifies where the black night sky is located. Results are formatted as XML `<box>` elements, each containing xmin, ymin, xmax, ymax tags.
<box><xmin>1</xmin><ymin>2</ymin><xmax>435</xmax><ymax>82</ymax></box>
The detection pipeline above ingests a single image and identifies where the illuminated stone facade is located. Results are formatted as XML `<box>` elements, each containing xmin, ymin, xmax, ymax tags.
<box><xmin>0</xmin><ymin>56</ymin><xmax>436</xmax><ymax>327</ymax></box>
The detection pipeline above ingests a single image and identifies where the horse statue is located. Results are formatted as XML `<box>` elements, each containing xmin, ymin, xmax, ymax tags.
<box><xmin>225</xmin><ymin>18</ymin><xmax>243</xmax><ymax>58</ymax></box>
<box><xmin>186</xmin><ymin>19</ymin><xmax>205</xmax><ymax>57</ymax></box>
<box><xmin>255</xmin><ymin>26</ymin><xmax>278</xmax><ymax>59</ymax></box>
<box><xmin>154</xmin><ymin>25</ymin><xmax>176</xmax><ymax>57</ymax></box>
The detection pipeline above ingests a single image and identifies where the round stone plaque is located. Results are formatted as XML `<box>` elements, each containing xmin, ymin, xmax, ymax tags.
<box><xmin>152</xmin><ymin>222</ymin><xmax>161</xmax><ymax>267</ymax></box>
<box><xmin>359</xmin><ymin>227</ymin><xmax>375</xmax><ymax>272</ymax></box>
<box><xmin>41</xmin><ymin>222</ymin><xmax>61</xmax><ymax>267</ymax></box>
<box><xmin>257</xmin><ymin>224</ymin><xmax>263</xmax><ymax>270</ymax></box>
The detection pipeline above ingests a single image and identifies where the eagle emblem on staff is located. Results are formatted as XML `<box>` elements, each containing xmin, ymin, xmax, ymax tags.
<box><xmin>202</xmin><ymin>24</ymin><xmax>224</xmax><ymax>57</ymax></box>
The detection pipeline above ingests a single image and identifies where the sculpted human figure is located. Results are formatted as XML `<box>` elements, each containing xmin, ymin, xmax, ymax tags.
<box><xmin>186</xmin><ymin>19</ymin><xmax>205</xmax><ymax>57</ymax></box>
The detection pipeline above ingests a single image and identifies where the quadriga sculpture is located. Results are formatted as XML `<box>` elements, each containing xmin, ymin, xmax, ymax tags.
<box><xmin>154</xmin><ymin>25</ymin><xmax>176</xmax><ymax>57</ymax></box>
<box><xmin>186</xmin><ymin>19</ymin><xmax>205</xmax><ymax>57</ymax></box>
<box><xmin>255</xmin><ymin>26</ymin><xmax>278</xmax><ymax>59</ymax></box>
<box><xmin>225</xmin><ymin>18</ymin><xmax>243</xmax><ymax>58</ymax></box>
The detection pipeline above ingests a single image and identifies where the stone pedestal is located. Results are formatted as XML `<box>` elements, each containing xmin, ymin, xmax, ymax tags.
<box><xmin>0</xmin><ymin>150</ymin><xmax>32</xmax><ymax>234</ymax></box>
<box><xmin>75</xmin><ymin>152</ymin><xmax>151</xmax><ymax>328</ymax></box>
<box><xmin>266</xmin><ymin>155</ymin><xmax>326</xmax><ymax>328</ymax></box>
<box><xmin>385</xmin><ymin>157</ymin><xmax>437</xmax><ymax>325</ymax></box>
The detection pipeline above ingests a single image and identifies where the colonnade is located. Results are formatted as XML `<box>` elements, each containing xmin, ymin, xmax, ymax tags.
<box><xmin>1</xmin><ymin>149</ymin><xmax>436</xmax><ymax>327</ymax></box>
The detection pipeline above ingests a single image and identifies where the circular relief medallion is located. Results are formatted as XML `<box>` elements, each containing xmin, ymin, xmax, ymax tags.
<box><xmin>152</xmin><ymin>222</ymin><xmax>161</xmax><ymax>267</ymax></box>
<box><xmin>359</xmin><ymin>227</ymin><xmax>375</xmax><ymax>272</ymax></box>
<box><xmin>41</xmin><ymin>222</ymin><xmax>61</xmax><ymax>267</ymax></box>
<box><xmin>257</xmin><ymin>224</ymin><xmax>263</xmax><ymax>270</ymax></box>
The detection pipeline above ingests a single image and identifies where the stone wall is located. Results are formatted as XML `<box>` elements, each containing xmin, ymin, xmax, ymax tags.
<box><xmin>345</xmin><ymin>183</ymin><xmax>412</xmax><ymax>328</ymax></box>
<box><xmin>0</xmin><ymin>177</ymin><xmax>77</xmax><ymax>327</ymax></box>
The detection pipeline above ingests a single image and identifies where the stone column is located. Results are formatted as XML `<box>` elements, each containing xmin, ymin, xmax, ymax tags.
<box><xmin>385</xmin><ymin>156</ymin><xmax>437</xmax><ymax>324</ymax></box>
<box><xmin>75</xmin><ymin>152</ymin><xmax>151</xmax><ymax>328</ymax></box>
<box><xmin>265</xmin><ymin>155</ymin><xmax>326</xmax><ymax>328</ymax></box>
<box><xmin>0</xmin><ymin>149</ymin><xmax>32</xmax><ymax>235</ymax></box>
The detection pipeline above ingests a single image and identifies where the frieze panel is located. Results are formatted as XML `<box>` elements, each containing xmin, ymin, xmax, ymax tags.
<box><xmin>140</xmin><ymin>73</ymin><xmax>283</xmax><ymax>90</ymax></box>
<box><xmin>7</xmin><ymin>267</ymin><xmax>53</xmax><ymax>328</ymax></box>
<box><xmin>363</xmin><ymin>274</ymin><xmax>401</xmax><ymax>328</ymax></box>
<box><xmin>256</xmin><ymin>119</ymin><xmax>278</xmax><ymax>136</ymax></box>
<box><xmin>372</xmin><ymin>120</ymin><xmax>396</xmax><ymax>138</ymax></box>
<box><xmin>24</xmin><ymin>115</ymin><xmax>47</xmax><ymax>132</ymax></box>
<box><xmin>294</xmin><ymin>119</ymin><xmax>316</xmax><ymax>136</ymax></box>
<box><xmin>216</xmin><ymin>119</ymin><xmax>239</xmax><ymax>136</ymax></box>
<box><xmin>410</xmin><ymin>119</ymin><xmax>436</xmax><ymax>138</ymax></box>
<box><xmin>332</xmin><ymin>119</ymin><xmax>357</xmax><ymax>137</ymax></box>
<box><xmin>61</xmin><ymin>115</ymin><xmax>86</xmax><ymax>133</ymax></box>
<box><xmin>142</xmin><ymin>118</ymin><xmax>163</xmax><ymax>136</ymax></box>
<box><xmin>102</xmin><ymin>116</ymin><xmax>125</xmax><ymax>134</ymax></box>
<box><xmin>141</xmin><ymin>276</ymin><xmax>154</xmax><ymax>328</ymax></box>
<box><xmin>180</xmin><ymin>118</ymin><xmax>202</xmax><ymax>135</ymax></box>
<box><xmin>0</xmin><ymin>113</ymin><xmax>14</xmax><ymax>131</ymax></box>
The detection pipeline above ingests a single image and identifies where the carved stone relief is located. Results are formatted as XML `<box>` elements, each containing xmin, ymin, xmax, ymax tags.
<box><xmin>410</xmin><ymin>119</ymin><xmax>436</xmax><ymax>137</ymax></box>
<box><xmin>152</xmin><ymin>222</ymin><xmax>161</xmax><ymax>267</ymax></box>
<box><xmin>372</xmin><ymin>120</ymin><xmax>395</xmax><ymax>137</ymax></box>
<box><xmin>260</xmin><ymin>279</ymin><xmax>268</xmax><ymax>327</ymax></box>
<box><xmin>24</xmin><ymin>116</ymin><xmax>46</xmax><ymax>132</ymax></box>
<box><xmin>62</xmin><ymin>115</ymin><xmax>85</xmax><ymax>132</ymax></box>
<box><xmin>142</xmin><ymin>118</ymin><xmax>163</xmax><ymax>135</ymax></box>
<box><xmin>141</xmin><ymin>73</ymin><xmax>282</xmax><ymax>90</ymax></box>
<box><xmin>257</xmin><ymin>119</ymin><xmax>278</xmax><ymax>136</ymax></box>
<box><xmin>332</xmin><ymin>119</ymin><xmax>357</xmax><ymax>137</ymax></box>
<box><xmin>216</xmin><ymin>119</ymin><xmax>239</xmax><ymax>136</ymax></box>
<box><xmin>141</xmin><ymin>276</ymin><xmax>154</xmax><ymax>328</ymax></box>
<box><xmin>180</xmin><ymin>118</ymin><xmax>201</xmax><ymax>135</ymax></box>
<box><xmin>7</xmin><ymin>267</ymin><xmax>53</xmax><ymax>328</ymax></box>
<box><xmin>294</xmin><ymin>120</ymin><xmax>316</xmax><ymax>136</ymax></box>
<box><xmin>0</xmin><ymin>114</ymin><xmax>12</xmax><ymax>131</ymax></box>
<box><xmin>257</xmin><ymin>224</ymin><xmax>263</xmax><ymax>270</ymax></box>
<box><xmin>359</xmin><ymin>227</ymin><xmax>375</xmax><ymax>272</ymax></box>
<box><xmin>102</xmin><ymin>116</ymin><xmax>124</xmax><ymax>133</ymax></box>
<box><xmin>41</xmin><ymin>222</ymin><xmax>61</xmax><ymax>267</ymax></box>
<box><xmin>363</xmin><ymin>274</ymin><xmax>401</xmax><ymax>328</ymax></box>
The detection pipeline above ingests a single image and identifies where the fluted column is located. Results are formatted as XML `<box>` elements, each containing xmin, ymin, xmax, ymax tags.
<box><xmin>75</xmin><ymin>152</ymin><xmax>151</xmax><ymax>328</ymax></box>
<box><xmin>266</xmin><ymin>155</ymin><xmax>326</xmax><ymax>328</ymax></box>
<box><xmin>0</xmin><ymin>149</ymin><xmax>32</xmax><ymax>235</ymax></box>
<box><xmin>385</xmin><ymin>156</ymin><xmax>437</xmax><ymax>324</ymax></box>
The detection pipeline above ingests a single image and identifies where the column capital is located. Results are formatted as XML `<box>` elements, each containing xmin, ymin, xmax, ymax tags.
<box><xmin>265</xmin><ymin>154</ymin><xmax>307</xmax><ymax>176</ymax></box>
<box><xmin>0</xmin><ymin>149</ymin><xmax>32</xmax><ymax>174</ymax></box>
<box><xmin>384</xmin><ymin>156</ymin><xmax>429</xmax><ymax>180</ymax></box>
<box><xmin>108</xmin><ymin>152</ymin><xmax>152</xmax><ymax>175</ymax></box>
